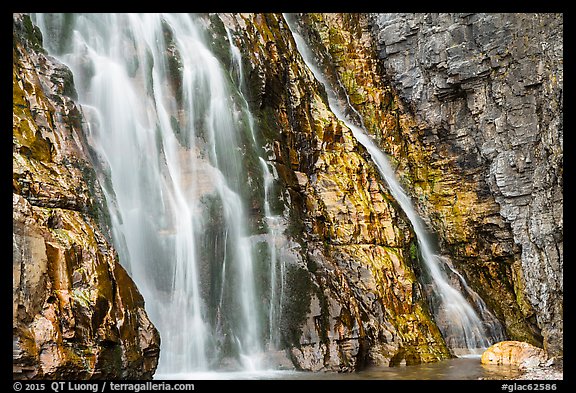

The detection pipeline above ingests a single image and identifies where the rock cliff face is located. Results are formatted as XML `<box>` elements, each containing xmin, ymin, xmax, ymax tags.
<box><xmin>291</xmin><ymin>12</ymin><xmax>562</xmax><ymax>359</ymax></box>
<box><xmin>15</xmin><ymin>12</ymin><xmax>562</xmax><ymax>375</ymax></box>
<box><xmin>13</xmin><ymin>13</ymin><xmax>160</xmax><ymax>379</ymax></box>
<box><xmin>217</xmin><ymin>12</ymin><xmax>562</xmax><ymax>368</ymax></box>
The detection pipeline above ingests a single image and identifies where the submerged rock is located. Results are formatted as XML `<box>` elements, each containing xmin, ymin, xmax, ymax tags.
<box><xmin>13</xmin><ymin>13</ymin><xmax>160</xmax><ymax>379</ymax></box>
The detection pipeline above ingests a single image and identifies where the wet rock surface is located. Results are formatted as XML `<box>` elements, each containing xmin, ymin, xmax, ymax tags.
<box><xmin>481</xmin><ymin>341</ymin><xmax>547</xmax><ymax>368</ymax></box>
<box><xmin>13</xmin><ymin>13</ymin><xmax>160</xmax><ymax>379</ymax></box>
<box><xmin>293</xmin><ymin>11</ymin><xmax>562</xmax><ymax>360</ymax></box>
<box><xmin>480</xmin><ymin>340</ymin><xmax>563</xmax><ymax>380</ymax></box>
<box><xmin>212</xmin><ymin>12</ymin><xmax>563</xmax><ymax>371</ymax></box>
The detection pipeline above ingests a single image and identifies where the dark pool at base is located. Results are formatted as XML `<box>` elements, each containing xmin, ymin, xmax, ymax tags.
<box><xmin>156</xmin><ymin>356</ymin><xmax>524</xmax><ymax>380</ymax></box>
<box><xmin>296</xmin><ymin>357</ymin><xmax>524</xmax><ymax>380</ymax></box>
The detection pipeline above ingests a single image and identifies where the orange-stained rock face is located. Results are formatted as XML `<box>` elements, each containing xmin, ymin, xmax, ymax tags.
<box><xmin>13</xmin><ymin>13</ymin><xmax>159</xmax><ymax>380</ymax></box>
<box><xmin>366</xmin><ymin>13</ymin><xmax>563</xmax><ymax>358</ymax></box>
<box><xmin>14</xmin><ymin>11</ymin><xmax>561</xmax><ymax>375</ymax></box>
<box><xmin>216</xmin><ymin>12</ymin><xmax>561</xmax><ymax>369</ymax></box>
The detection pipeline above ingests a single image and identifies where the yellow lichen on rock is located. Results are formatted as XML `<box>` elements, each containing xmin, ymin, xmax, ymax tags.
<box><xmin>217</xmin><ymin>13</ymin><xmax>452</xmax><ymax>370</ymax></box>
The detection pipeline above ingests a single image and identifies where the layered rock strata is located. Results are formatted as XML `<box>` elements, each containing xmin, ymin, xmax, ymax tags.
<box><xmin>15</xmin><ymin>11</ymin><xmax>562</xmax><ymax>375</ymax></box>
<box><xmin>13</xmin><ymin>13</ymin><xmax>160</xmax><ymax>379</ymax></box>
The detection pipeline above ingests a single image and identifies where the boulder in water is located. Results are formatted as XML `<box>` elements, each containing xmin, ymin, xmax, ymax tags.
<box><xmin>481</xmin><ymin>341</ymin><xmax>547</xmax><ymax>369</ymax></box>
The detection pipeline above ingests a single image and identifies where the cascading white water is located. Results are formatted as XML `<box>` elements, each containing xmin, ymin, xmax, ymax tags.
<box><xmin>284</xmin><ymin>14</ymin><xmax>505</xmax><ymax>354</ymax></box>
<box><xmin>258</xmin><ymin>157</ymin><xmax>287</xmax><ymax>349</ymax></box>
<box><xmin>32</xmin><ymin>13</ymin><xmax>268</xmax><ymax>373</ymax></box>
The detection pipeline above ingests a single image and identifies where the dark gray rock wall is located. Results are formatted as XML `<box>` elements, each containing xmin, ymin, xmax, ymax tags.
<box><xmin>369</xmin><ymin>13</ymin><xmax>563</xmax><ymax>358</ymax></box>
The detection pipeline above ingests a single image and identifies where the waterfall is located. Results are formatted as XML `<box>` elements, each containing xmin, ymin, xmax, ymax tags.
<box><xmin>284</xmin><ymin>14</ymin><xmax>506</xmax><ymax>355</ymax></box>
<box><xmin>28</xmin><ymin>11</ymin><xmax>507</xmax><ymax>377</ymax></box>
<box><xmin>259</xmin><ymin>157</ymin><xmax>287</xmax><ymax>349</ymax></box>
<box><xmin>32</xmin><ymin>13</ymin><xmax>270</xmax><ymax>373</ymax></box>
